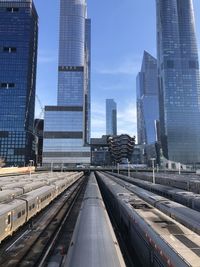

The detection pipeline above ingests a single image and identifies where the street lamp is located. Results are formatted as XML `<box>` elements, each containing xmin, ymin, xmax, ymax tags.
<box><xmin>178</xmin><ymin>162</ymin><xmax>181</xmax><ymax>175</ymax></box>
<box><xmin>128</xmin><ymin>161</ymin><xmax>130</xmax><ymax>177</ymax></box>
<box><xmin>151</xmin><ymin>158</ymin><xmax>156</xmax><ymax>184</ymax></box>
<box><xmin>29</xmin><ymin>159</ymin><xmax>34</xmax><ymax>178</ymax></box>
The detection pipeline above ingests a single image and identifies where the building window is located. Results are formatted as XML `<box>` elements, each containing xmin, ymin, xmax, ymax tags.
<box><xmin>167</xmin><ymin>60</ymin><xmax>174</xmax><ymax>68</ymax></box>
<box><xmin>0</xmin><ymin>83</ymin><xmax>15</xmax><ymax>89</ymax></box>
<box><xmin>189</xmin><ymin>60</ymin><xmax>199</xmax><ymax>69</ymax></box>
<box><xmin>7</xmin><ymin>7</ymin><xmax>19</xmax><ymax>12</ymax></box>
<box><xmin>3</xmin><ymin>47</ymin><xmax>17</xmax><ymax>53</ymax></box>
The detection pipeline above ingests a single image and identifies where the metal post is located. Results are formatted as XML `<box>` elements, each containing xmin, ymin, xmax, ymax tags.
<box><xmin>29</xmin><ymin>160</ymin><xmax>34</xmax><ymax>179</ymax></box>
<box><xmin>117</xmin><ymin>163</ymin><xmax>120</xmax><ymax>175</ymax></box>
<box><xmin>156</xmin><ymin>164</ymin><xmax>159</xmax><ymax>173</ymax></box>
<box><xmin>178</xmin><ymin>162</ymin><xmax>181</xmax><ymax>175</ymax></box>
<box><xmin>51</xmin><ymin>161</ymin><xmax>53</xmax><ymax>173</ymax></box>
<box><xmin>151</xmin><ymin>158</ymin><xmax>155</xmax><ymax>184</ymax></box>
<box><xmin>128</xmin><ymin>161</ymin><xmax>130</xmax><ymax>177</ymax></box>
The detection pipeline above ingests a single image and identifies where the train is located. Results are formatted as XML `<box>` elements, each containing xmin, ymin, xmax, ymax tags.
<box><xmin>0</xmin><ymin>172</ymin><xmax>84</xmax><ymax>244</ymax></box>
<box><xmin>105</xmin><ymin>172</ymin><xmax>200</xmax><ymax>235</ymax></box>
<box><xmin>64</xmin><ymin>172</ymin><xmax>126</xmax><ymax>267</ymax></box>
<box><xmin>96</xmin><ymin>171</ymin><xmax>200</xmax><ymax>267</ymax></box>
<box><xmin>123</xmin><ymin>171</ymin><xmax>200</xmax><ymax>193</ymax></box>
<box><xmin>108</xmin><ymin>171</ymin><xmax>200</xmax><ymax>212</ymax></box>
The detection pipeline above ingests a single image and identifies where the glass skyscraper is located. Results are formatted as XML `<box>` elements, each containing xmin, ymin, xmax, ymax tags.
<box><xmin>0</xmin><ymin>0</ymin><xmax>38</xmax><ymax>166</ymax></box>
<box><xmin>43</xmin><ymin>0</ymin><xmax>91</xmax><ymax>165</ymax></box>
<box><xmin>137</xmin><ymin>51</ymin><xmax>159</xmax><ymax>145</ymax></box>
<box><xmin>106</xmin><ymin>99</ymin><xmax>117</xmax><ymax>136</ymax></box>
<box><xmin>157</xmin><ymin>0</ymin><xmax>200</xmax><ymax>164</ymax></box>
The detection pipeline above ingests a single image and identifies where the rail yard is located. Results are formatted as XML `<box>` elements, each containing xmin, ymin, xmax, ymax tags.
<box><xmin>0</xmin><ymin>170</ymin><xmax>199</xmax><ymax>266</ymax></box>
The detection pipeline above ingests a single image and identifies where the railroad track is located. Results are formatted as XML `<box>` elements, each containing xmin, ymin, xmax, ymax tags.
<box><xmin>0</xmin><ymin>176</ymin><xmax>87</xmax><ymax>267</ymax></box>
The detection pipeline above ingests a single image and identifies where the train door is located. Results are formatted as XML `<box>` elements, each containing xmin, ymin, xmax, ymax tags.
<box><xmin>36</xmin><ymin>196</ymin><xmax>40</xmax><ymax>212</ymax></box>
<box><xmin>6</xmin><ymin>212</ymin><xmax>12</xmax><ymax>232</ymax></box>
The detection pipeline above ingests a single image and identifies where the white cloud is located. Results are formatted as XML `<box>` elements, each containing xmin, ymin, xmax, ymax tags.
<box><xmin>91</xmin><ymin>101</ymin><xmax>137</xmax><ymax>138</ymax></box>
<box><xmin>91</xmin><ymin>102</ymin><xmax>106</xmax><ymax>137</ymax></box>
<box><xmin>117</xmin><ymin>103</ymin><xmax>137</xmax><ymax>136</ymax></box>
<box><xmin>38</xmin><ymin>50</ymin><xmax>57</xmax><ymax>64</ymax></box>
<box><xmin>94</xmin><ymin>55</ymin><xmax>141</xmax><ymax>75</ymax></box>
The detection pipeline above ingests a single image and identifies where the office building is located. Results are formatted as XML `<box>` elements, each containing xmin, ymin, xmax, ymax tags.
<box><xmin>43</xmin><ymin>0</ymin><xmax>91</xmax><ymax>166</ymax></box>
<box><xmin>0</xmin><ymin>0</ymin><xmax>38</xmax><ymax>166</ymax></box>
<box><xmin>106</xmin><ymin>99</ymin><xmax>117</xmax><ymax>135</ymax></box>
<box><xmin>137</xmin><ymin>51</ymin><xmax>159</xmax><ymax>145</ymax></box>
<box><xmin>157</xmin><ymin>0</ymin><xmax>200</xmax><ymax>164</ymax></box>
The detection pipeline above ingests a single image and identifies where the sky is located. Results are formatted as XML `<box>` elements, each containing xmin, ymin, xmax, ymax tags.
<box><xmin>33</xmin><ymin>0</ymin><xmax>200</xmax><ymax>138</ymax></box>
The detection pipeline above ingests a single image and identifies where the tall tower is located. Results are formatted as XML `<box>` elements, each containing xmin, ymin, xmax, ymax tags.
<box><xmin>0</xmin><ymin>0</ymin><xmax>38</xmax><ymax>166</ymax></box>
<box><xmin>43</xmin><ymin>0</ymin><xmax>91</xmax><ymax>166</ymax></box>
<box><xmin>156</xmin><ymin>0</ymin><xmax>200</xmax><ymax>164</ymax></box>
<box><xmin>137</xmin><ymin>51</ymin><xmax>159</xmax><ymax>145</ymax></box>
<box><xmin>106</xmin><ymin>99</ymin><xmax>117</xmax><ymax>136</ymax></box>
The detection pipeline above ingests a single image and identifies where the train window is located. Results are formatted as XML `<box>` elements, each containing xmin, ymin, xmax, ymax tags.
<box><xmin>17</xmin><ymin>212</ymin><xmax>21</xmax><ymax>218</ymax></box>
<box><xmin>7</xmin><ymin>214</ymin><xmax>11</xmax><ymax>224</ymax></box>
<box><xmin>22</xmin><ymin>210</ymin><xmax>25</xmax><ymax>215</ymax></box>
<box><xmin>29</xmin><ymin>206</ymin><xmax>32</xmax><ymax>211</ymax></box>
<box><xmin>32</xmin><ymin>204</ymin><xmax>35</xmax><ymax>209</ymax></box>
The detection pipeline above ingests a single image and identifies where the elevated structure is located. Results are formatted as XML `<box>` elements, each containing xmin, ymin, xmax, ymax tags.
<box><xmin>107</xmin><ymin>134</ymin><xmax>135</xmax><ymax>164</ymax></box>
<box><xmin>0</xmin><ymin>0</ymin><xmax>38</xmax><ymax>166</ymax></box>
<box><xmin>157</xmin><ymin>0</ymin><xmax>200</xmax><ymax>164</ymax></box>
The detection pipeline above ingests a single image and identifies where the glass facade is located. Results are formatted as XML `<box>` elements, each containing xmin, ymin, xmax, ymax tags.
<box><xmin>137</xmin><ymin>51</ymin><xmax>159</xmax><ymax>145</ymax></box>
<box><xmin>157</xmin><ymin>0</ymin><xmax>200</xmax><ymax>164</ymax></box>
<box><xmin>0</xmin><ymin>0</ymin><xmax>38</xmax><ymax>166</ymax></box>
<box><xmin>43</xmin><ymin>0</ymin><xmax>91</xmax><ymax>165</ymax></box>
<box><xmin>106</xmin><ymin>99</ymin><xmax>117</xmax><ymax>135</ymax></box>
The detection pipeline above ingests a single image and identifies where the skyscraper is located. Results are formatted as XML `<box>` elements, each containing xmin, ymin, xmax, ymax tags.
<box><xmin>137</xmin><ymin>51</ymin><xmax>159</xmax><ymax>145</ymax></box>
<box><xmin>0</xmin><ymin>0</ymin><xmax>38</xmax><ymax>166</ymax></box>
<box><xmin>106</xmin><ymin>99</ymin><xmax>117</xmax><ymax>135</ymax></box>
<box><xmin>43</xmin><ymin>0</ymin><xmax>91</xmax><ymax>165</ymax></box>
<box><xmin>157</xmin><ymin>0</ymin><xmax>200</xmax><ymax>164</ymax></box>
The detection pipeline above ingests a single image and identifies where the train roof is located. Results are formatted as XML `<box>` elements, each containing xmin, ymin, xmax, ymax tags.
<box><xmin>98</xmin><ymin>172</ymin><xmax>200</xmax><ymax>266</ymax></box>
<box><xmin>64</xmin><ymin>174</ymin><xmax>125</xmax><ymax>267</ymax></box>
<box><xmin>17</xmin><ymin>185</ymin><xmax>55</xmax><ymax>200</ymax></box>
<box><xmin>0</xmin><ymin>199</ymin><xmax>26</xmax><ymax>216</ymax></box>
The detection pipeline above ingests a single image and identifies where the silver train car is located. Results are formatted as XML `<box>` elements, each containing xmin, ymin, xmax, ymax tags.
<box><xmin>127</xmin><ymin>171</ymin><xmax>200</xmax><ymax>193</ymax></box>
<box><xmin>96</xmin><ymin>172</ymin><xmax>200</xmax><ymax>267</ymax></box>
<box><xmin>106</xmin><ymin>172</ymin><xmax>200</xmax><ymax>235</ymax></box>
<box><xmin>0</xmin><ymin>189</ymin><xmax>24</xmax><ymax>203</ymax></box>
<box><xmin>108</xmin><ymin>172</ymin><xmax>200</xmax><ymax>212</ymax></box>
<box><xmin>64</xmin><ymin>173</ymin><xmax>126</xmax><ymax>267</ymax></box>
<box><xmin>0</xmin><ymin>172</ymin><xmax>84</xmax><ymax>244</ymax></box>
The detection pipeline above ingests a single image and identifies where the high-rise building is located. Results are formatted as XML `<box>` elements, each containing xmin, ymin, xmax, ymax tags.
<box><xmin>43</xmin><ymin>0</ymin><xmax>91</xmax><ymax>166</ymax></box>
<box><xmin>157</xmin><ymin>0</ymin><xmax>200</xmax><ymax>164</ymax></box>
<box><xmin>0</xmin><ymin>0</ymin><xmax>38</xmax><ymax>166</ymax></box>
<box><xmin>106</xmin><ymin>99</ymin><xmax>117</xmax><ymax>135</ymax></box>
<box><xmin>136</xmin><ymin>51</ymin><xmax>159</xmax><ymax>145</ymax></box>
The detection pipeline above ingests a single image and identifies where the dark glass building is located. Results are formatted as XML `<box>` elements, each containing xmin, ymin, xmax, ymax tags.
<box><xmin>137</xmin><ymin>51</ymin><xmax>159</xmax><ymax>145</ymax></box>
<box><xmin>0</xmin><ymin>0</ymin><xmax>38</xmax><ymax>166</ymax></box>
<box><xmin>157</xmin><ymin>0</ymin><xmax>200</xmax><ymax>164</ymax></box>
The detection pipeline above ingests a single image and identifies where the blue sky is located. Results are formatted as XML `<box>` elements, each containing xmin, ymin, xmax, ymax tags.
<box><xmin>34</xmin><ymin>0</ymin><xmax>200</xmax><ymax>138</ymax></box>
